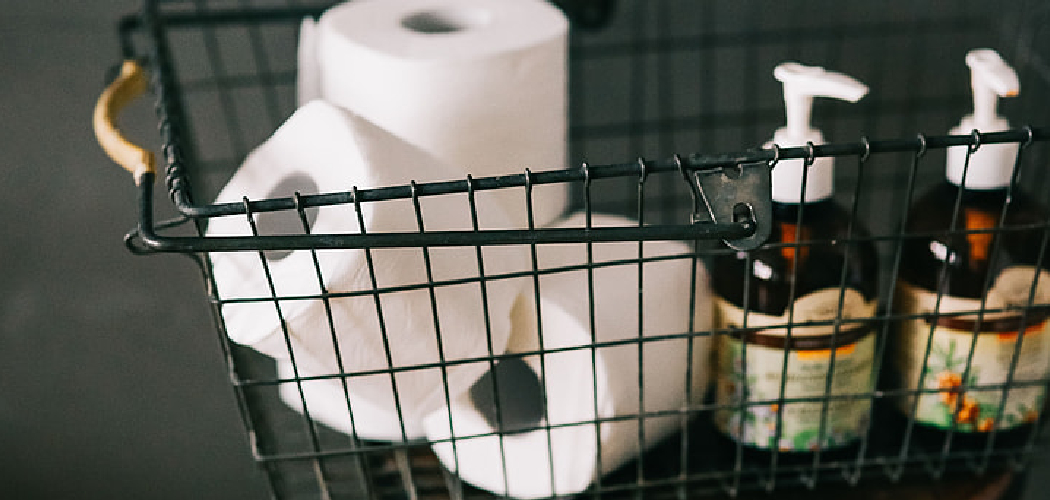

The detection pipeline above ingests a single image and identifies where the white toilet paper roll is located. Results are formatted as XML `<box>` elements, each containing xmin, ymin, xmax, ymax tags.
<box><xmin>424</xmin><ymin>213</ymin><xmax>713</xmax><ymax>498</ymax></box>
<box><xmin>315</xmin><ymin>0</ymin><xmax>570</xmax><ymax>228</ymax></box>
<box><xmin>276</xmin><ymin>355</ymin><xmax>427</xmax><ymax>441</ymax></box>
<box><xmin>207</xmin><ymin>100</ymin><xmax>528</xmax><ymax>439</ymax></box>
<box><xmin>296</xmin><ymin>16</ymin><xmax>321</xmax><ymax>105</ymax></box>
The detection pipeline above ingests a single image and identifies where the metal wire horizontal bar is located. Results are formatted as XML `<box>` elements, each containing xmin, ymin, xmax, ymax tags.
<box><xmin>130</xmin><ymin>128</ymin><xmax>1049</xmax><ymax>254</ymax></box>
<box><xmin>235</xmin><ymin>313</ymin><xmax>1047</xmax><ymax>388</ymax></box>
<box><xmin>215</xmin><ymin>251</ymin><xmax>699</xmax><ymax>303</ymax></box>
<box><xmin>248</xmin><ymin>430</ymin><xmax>1027</xmax><ymax>467</ymax></box>
<box><xmin>133</xmin><ymin>203</ymin><xmax>753</xmax><ymax>254</ymax></box>
<box><xmin>165</xmin><ymin>127</ymin><xmax>1048</xmax><ymax>220</ymax></box>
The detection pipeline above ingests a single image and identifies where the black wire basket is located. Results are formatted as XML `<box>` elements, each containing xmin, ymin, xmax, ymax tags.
<box><xmin>95</xmin><ymin>1</ymin><xmax>1050</xmax><ymax>499</ymax></box>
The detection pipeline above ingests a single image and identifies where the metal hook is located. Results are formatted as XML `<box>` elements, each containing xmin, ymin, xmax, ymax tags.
<box><xmin>523</xmin><ymin>168</ymin><xmax>536</xmax><ymax>229</ymax></box>
<box><xmin>408</xmin><ymin>180</ymin><xmax>426</xmax><ymax>231</ymax></box>
<box><xmin>292</xmin><ymin>191</ymin><xmax>303</xmax><ymax>209</ymax></box>
<box><xmin>636</xmin><ymin>157</ymin><xmax>648</xmax><ymax>184</ymax></box>
<box><xmin>241</xmin><ymin>196</ymin><xmax>253</xmax><ymax>218</ymax></box>
<box><xmin>915</xmin><ymin>133</ymin><xmax>928</xmax><ymax>158</ymax></box>
<box><xmin>804</xmin><ymin>141</ymin><xmax>817</xmax><ymax>166</ymax></box>
<box><xmin>465</xmin><ymin>173</ymin><xmax>476</xmax><ymax>197</ymax></box>
<box><xmin>859</xmin><ymin>136</ymin><xmax>872</xmax><ymax>163</ymax></box>
<box><xmin>292</xmin><ymin>191</ymin><xmax>312</xmax><ymax>234</ymax></box>
<box><xmin>969</xmin><ymin>129</ymin><xmax>982</xmax><ymax>153</ymax></box>
<box><xmin>768</xmin><ymin>143</ymin><xmax>781</xmax><ymax>168</ymax></box>
<box><xmin>350</xmin><ymin>186</ymin><xmax>365</xmax><ymax>223</ymax></box>
<box><xmin>580</xmin><ymin>161</ymin><xmax>592</xmax><ymax>188</ymax></box>
<box><xmin>674</xmin><ymin>154</ymin><xmax>687</xmax><ymax>180</ymax></box>
<box><xmin>676</xmin><ymin>154</ymin><xmax>706</xmax><ymax>226</ymax></box>
<box><xmin>465</xmin><ymin>174</ymin><xmax>480</xmax><ymax>231</ymax></box>
<box><xmin>1022</xmin><ymin>125</ymin><xmax>1035</xmax><ymax>149</ymax></box>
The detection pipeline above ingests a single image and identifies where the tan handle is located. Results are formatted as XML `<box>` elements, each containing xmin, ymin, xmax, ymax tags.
<box><xmin>93</xmin><ymin>60</ymin><xmax>156</xmax><ymax>180</ymax></box>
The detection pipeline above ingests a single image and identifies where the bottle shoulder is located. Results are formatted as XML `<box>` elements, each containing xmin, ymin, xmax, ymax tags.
<box><xmin>710</xmin><ymin>200</ymin><xmax>879</xmax><ymax>315</ymax></box>
<box><xmin>899</xmin><ymin>183</ymin><xmax>1047</xmax><ymax>298</ymax></box>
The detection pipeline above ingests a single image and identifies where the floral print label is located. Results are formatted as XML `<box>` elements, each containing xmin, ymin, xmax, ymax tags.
<box><xmin>713</xmin><ymin>289</ymin><xmax>877</xmax><ymax>451</ymax></box>
<box><xmin>895</xmin><ymin>267</ymin><xmax>1050</xmax><ymax>432</ymax></box>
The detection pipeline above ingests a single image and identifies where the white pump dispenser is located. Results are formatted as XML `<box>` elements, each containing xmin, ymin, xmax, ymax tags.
<box><xmin>946</xmin><ymin>49</ymin><xmax>1020</xmax><ymax>189</ymax></box>
<box><xmin>767</xmin><ymin>62</ymin><xmax>868</xmax><ymax>204</ymax></box>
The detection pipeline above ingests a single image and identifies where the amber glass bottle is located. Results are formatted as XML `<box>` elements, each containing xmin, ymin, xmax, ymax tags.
<box><xmin>892</xmin><ymin>182</ymin><xmax>1049</xmax><ymax>453</ymax></box>
<box><xmin>710</xmin><ymin>199</ymin><xmax>880</xmax><ymax>466</ymax></box>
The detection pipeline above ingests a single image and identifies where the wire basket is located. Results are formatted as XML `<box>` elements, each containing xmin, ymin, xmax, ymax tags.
<box><xmin>95</xmin><ymin>1</ymin><xmax>1050</xmax><ymax>499</ymax></box>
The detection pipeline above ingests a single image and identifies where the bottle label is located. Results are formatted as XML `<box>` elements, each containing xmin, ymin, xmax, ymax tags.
<box><xmin>713</xmin><ymin>288</ymin><xmax>877</xmax><ymax>451</ymax></box>
<box><xmin>895</xmin><ymin>266</ymin><xmax>1050</xmax><ymax>432</ymax></box>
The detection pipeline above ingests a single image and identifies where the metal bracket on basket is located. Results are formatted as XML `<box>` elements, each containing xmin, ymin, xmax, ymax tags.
<box><xmin>682</xmin><ymin>161</ymin><xmax>772</xmax><ymax>251</ymax></box>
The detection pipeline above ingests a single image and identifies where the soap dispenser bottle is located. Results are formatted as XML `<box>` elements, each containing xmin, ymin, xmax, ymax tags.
<box><xmin>711</xmin><ymin>63</ymin><xmax>880</xmax><ymax>461</ymax></box>
<box><xmin>893</xmin><ymin>49</ymin><xmax>1049</xmax><ymax>450</ymax></box>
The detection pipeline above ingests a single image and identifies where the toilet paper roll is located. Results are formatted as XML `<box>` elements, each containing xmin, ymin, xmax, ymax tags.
<box><xmin>207</xmin><ymin>100</ymin><xmax>528</xmax><ymax>439</ymax></box>
<box><xmin>424</xmin><ymin>213</ymin><xmax>714</xmax><ymax>498</ymax></box>
<box><xmin>315</xmin><ymin>0</ymin><xmax>570</xmax><ymax>228</ymax></box>
<box><xmin>296</xmin><ymin>16</ymin><xmax>321</xmax><ymax>105</ymax></box>
<box><xmin>276</xmin><ymin>354</ymin><xmax>427</xmax><ymax>441</ymax></box>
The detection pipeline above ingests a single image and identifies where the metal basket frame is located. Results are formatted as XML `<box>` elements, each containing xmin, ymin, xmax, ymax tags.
<box><xmin>101</xmin><ymin>1</ymin><xmax>1050</xmax><ymax>499</ymax></box>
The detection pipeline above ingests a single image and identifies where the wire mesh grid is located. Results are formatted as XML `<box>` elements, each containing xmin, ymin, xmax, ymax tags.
<box><xmin>110</xmin><ymin>0</ymin><xmax>1050</xmax><ymax>498</ymax></box>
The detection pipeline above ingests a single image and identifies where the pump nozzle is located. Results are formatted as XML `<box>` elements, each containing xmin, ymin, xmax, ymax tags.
<box><xmin>946</xmin><ymin>49</ymin><xmax>1020</xmax><ymax>189</ymax></box>
<box><xmin>966</xmin><ymin>49</ymin><xmax>1020</xmax><ymax>130</ymax></box>
<box><xmin>774</xmin><ymin>63</ymin><xmax>868</xmax><ymax>142</ymax></box>
<box><xmin>768</xmin><ymin>62</ymin><xmax>868</xmax><ymax>203</ymax></box>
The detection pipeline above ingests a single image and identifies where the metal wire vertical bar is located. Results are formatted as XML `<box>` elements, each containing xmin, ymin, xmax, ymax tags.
<box><xmin>191</xmin><ymin>0</ymin><xmax>249</xmax><ymax>158</ymax></box>
<box><xmin>199</xmin><ymin>252</ymin><xmax>278</xmax><ymax>500</ymax></box>
<box><xmin>978</xmin><ymin>132</ymin><xmax>1037</xmax><ymax>471</ymax></box>
<box><xmin>768</xmin><ymin>144</ymin><xmax>816</xmax><ymax>491</ymax></box>
<box><xmin>525</xmin><ymin>169</ymin><xmax>559</xmax><ymax>496</ymax></box>
<box><xmin>241</xmin><ymin>197</ymin><xmax>333</xmax><ymax>500</ymax></box>
<box><xmin>1022</xmin><ymin>199</ymin><xmax>1050</xmax><ymax>456</ymax></box>
<box><xmin>727</xmin><ymin>249</ymin><xmax>755</xmax><ymax>498</ymax></box>
<box><xmin>808</xmin><ymin>141</ymin><xmax>871</xmax><ymax>487</ymax></box>
<box><xmin>393</xmin><ymin>449</ymin><xmax>420</xmax><ymax>500</ymax></box>
<box><xmin>885</xmin><ymin>137</ymin><xmax>929</xmax><ymax>481</ymax></box>
<box><xmin>898</xmin><ymin>136</ymin><xmax>977</xmax><ymax>481</ymax></box>
<box><xmin>582</xmin><ymin>163</ymin><xmax>604</xmax><ymax>500</ymax></box>
<box><xmin>676</xmin><ymin>155</ymin><xmax>697</xmax><ymax>500</ymax></box>
<box><xmin>292</xmin><ymin>192</ymin><xmax>378</xmax><ymax>500</ymax></box>
<box><xmin>725</xmin><ymin>149</ymin><xmax>774</xmax><ymax>496</ymax></box>
<box><xmin>937</xmin><ymin>134</ymin><xmax>990</xmax><ymax>475</ymax></box>
<box><xmin>143</xmin><ymin>1</ymin><xmax>202</xmax><ymax>213</ymax></box>
<box><xmin>634</xmin><ymin>158</ymin><xmax>649</xmax><ymax>499</ymax></box>
<box><xmin>464</xmin><ymin>175</ymin><xmax>510</xmax><ymax>499</ymax></box>
<box><xmin>351</xmin><ymin>188</ymin><xmax>411</xmax><ymax>442</ymax></box>
<box><xmin>949</xmin><ymin>134</ymin><xmax>1023</xmax><ymax>472</ymax></box>
<box><xmin>407</xmin><ymin>180</ymin><xmax>461</xmax><ymax>500</ymax></box>
<box><xmin>235</xmin><ymin>0</ymin><xmax>285</xmax><ymax>130</ymax></box>
<box><xmin>857</xmin><ymin>135</ymin><xmax>925</xmax><ymax>484</ymax></box>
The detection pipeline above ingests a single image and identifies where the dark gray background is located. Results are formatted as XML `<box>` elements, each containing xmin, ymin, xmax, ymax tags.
<box><xmin>0</xmin><ymin>1</ymin><xmax>268</xmax><ymax>498</ymax></box>
<box><xmin>1</xmin><ymin>1</ymin><xmax>1048</xmax><ymax>499</ymax></box>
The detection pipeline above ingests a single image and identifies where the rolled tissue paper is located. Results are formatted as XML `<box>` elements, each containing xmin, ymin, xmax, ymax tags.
<box><xmin>315</xmin><ymin>0</ymin><xmax>570</xmax><ymax>228</ymax></box>
<box><xmin>296</xmin><ymin>16</ymin><xmax>321</xmax><ymax>105</ymax></box>
<box><xmin>207</xmin><ymin>100</ymin><xmax>528</xmax><ymax>440</ymax></box>
<box><xmin>276</xmin><ymin>354</ymin><xmax>426</xmax><ymax>440</ymax></box>
<box><xmin>424</xmin><ymin>212</ymin><xmax>713</xmax><ymax>498</ymax></box>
